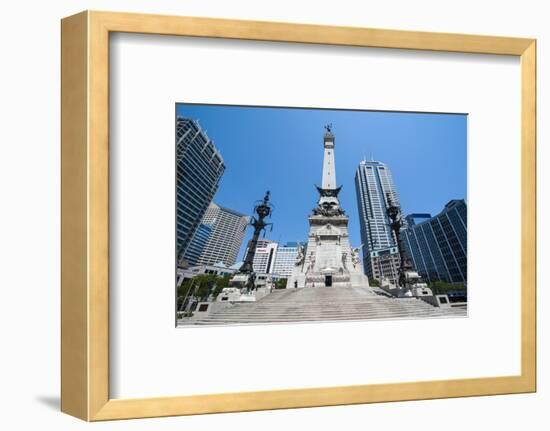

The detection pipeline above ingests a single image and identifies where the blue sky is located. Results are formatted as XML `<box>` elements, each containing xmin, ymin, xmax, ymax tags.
<box><xmin>176</xmin><ymin>103</ymin><xmax>467</xmax><ymax>260</ymax></box>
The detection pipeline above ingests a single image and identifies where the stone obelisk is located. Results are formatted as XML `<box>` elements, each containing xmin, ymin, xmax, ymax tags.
<box><xmin>287</xmin><ymin>125</ymin><xmax>370</xmax><ymax>289</ymax></box>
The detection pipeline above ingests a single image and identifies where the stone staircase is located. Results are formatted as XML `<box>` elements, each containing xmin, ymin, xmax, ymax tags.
<box><xmin>180</xmin><ymin>287</ymin><xmax>467</xmax><ymax>326</ymax></box>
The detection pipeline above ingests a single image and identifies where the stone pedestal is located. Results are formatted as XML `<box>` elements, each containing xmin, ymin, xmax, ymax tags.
<box><xmin>287</xmin><ymin>214</ymin><xmax>370</xmax><ymax>289</ymax></box>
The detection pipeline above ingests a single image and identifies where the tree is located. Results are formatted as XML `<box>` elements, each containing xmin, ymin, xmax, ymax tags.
<box><xmin>368</xmin><ymin>278</ymin><xmax>380</xmax><ymax>287</ymax></box>
<box><xmin>192</xmin><ymin>274</ymin><xmax>218</xmax><ymax>300</ymax></box>
<box><xmin>178</xmin><ymin>273</ymin><xmax>239</xmax><ymax>306</ymax></box>
<box><xmin>429</xmin><ymin>280</ymin><xmax>466</xmax><ymax>295</ymax></box>
<box><xmin>211</xmin><ymin>274</ymin><xmax>232</xmax><ymax>298</ymax></box>
<box><xmin>177</xmin><ymin>279</ymin><xmax>195</xmax><ymax>310</ymax></box>
<box><xmin>274</xmin><ymin>278</ymin><xmax>288</xmax><ymax>289</ymax></box>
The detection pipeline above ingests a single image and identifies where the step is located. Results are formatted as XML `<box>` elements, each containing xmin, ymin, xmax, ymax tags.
<box><xmin>178</xmin><ymin>286</ymin><xmax>467</xmax><ymax>326</ymax></box>
<box><xmin>188</xmin><ymin>308</ymin><xmax>466</xmax><ymax>321</ymax></box>
<box><xmin>185</xmin><ymin>311</ymin><xmax>466</xmax><ymax>325</ymax></box>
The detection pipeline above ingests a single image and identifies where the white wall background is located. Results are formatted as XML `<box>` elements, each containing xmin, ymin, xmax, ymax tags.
<box><xmin>0</xmin><ymin>0</ymin><xmax>546</xmax><ymax>429</ymax></box>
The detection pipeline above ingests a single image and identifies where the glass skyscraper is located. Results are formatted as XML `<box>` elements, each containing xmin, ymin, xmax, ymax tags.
<box><xmin>354</xmin><ymin>159</ymin><xmax>401</xmax><ymax>282</ymax></box>
<box><xmin>402</xmin><ymin>200</ymin><xmax>467</xmax><ymax>284</ymax></box>
<box><xmin>176</xmin><ymin>117</ymin><xmax>225</xmax><ymax>263</ymax></box>
<box><xmin>182</xmin><ymin>223</ymin><xmax>213</xmax><ymax>266</ymax></box>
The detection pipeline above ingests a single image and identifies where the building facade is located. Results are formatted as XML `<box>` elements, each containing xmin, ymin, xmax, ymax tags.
<box><xmin>368</xmin><ymin>246</ymin><xmax>401</xmax><ymax>285</ymax></box>
<box><xmin>176</xmin><ymin>117</ymin><xmax>225</xmax><ymax>263</ymax></box>
<box><xmin>354</xmin><ymin>159</ymin><xmax>402</xmax><ymax>282</ymax></box>
<box><xmin>182</xmin><ymin>223</ymin><xmax>213</xmax><ymax>266</ymax></box>
<box><xmin>177</xmin><ymin>262</ymin><xmax>239</xmax><ymax>286</ymax></box>
<box><xmin>272</xmin><ymin>242</ymin><xmax>300</xmax><ymax>278</ymax></box>
<box><xmin>195</xmin><ymin>203</ymin><xmax>250</xmax><ymax>267</ymax></box>
<box><xmin>405</xmin><ymin>213</ymin><xmax>432</xmax><ymax>226</ymax></box>
<box><xmin>402</xmin><ymin>200</ymin><xmax>467</xmax><ymax>285</ymax></box>
<box><xmin>243</xmin><ymin>239</ymin><xmax>279</xmax><ymax>274</ymax></box>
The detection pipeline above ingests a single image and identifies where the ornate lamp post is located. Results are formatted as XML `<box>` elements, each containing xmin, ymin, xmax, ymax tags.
<box><xmin>240</xmin><ymin>191</ymin><xmax>274</xmax><ymax>292</ymax></box>
<box><xmin>386</xmin><ymin>192</ymin><xmax>413</xmax><ymax>288</ymax></box>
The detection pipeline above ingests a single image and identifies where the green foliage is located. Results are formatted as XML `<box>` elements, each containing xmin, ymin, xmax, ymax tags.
<box><xmin>274</xmin><ymin>278</ymin><xmax>288</xmax><ymax>289</ymax></box>
<box><xmin>368</xmin><ymin>278</ymin><xmax>380</xmax><ymax>287</ymax></box>
<box><xmin>429</xmin><ymin>280</ymin><xmax>466</xmax><ymax>295</ymax></box>
<box><xmin>191</xmin><ymin>274</ymin><xmax>217</xmax><ymax>300</ymax></box>
<box><xmin>211</xmin><ymin>275</ymin><xmax>232</xmax><ymax>298</ymax></box>
<box><xmin>178</xmin><ymin>274</ymin><xmax>234</xmax><ymax>304</ymax></box>
<box><xmin>177</xmin><ymin>279</ymin><xmax>193</xmax><ymax>301</ymax></box>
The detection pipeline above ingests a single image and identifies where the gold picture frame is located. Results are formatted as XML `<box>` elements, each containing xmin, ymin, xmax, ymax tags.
<box><xmin>61</xmin><ymin>10</ymin><xmax>536</xmax><ymax>421</ymax></box>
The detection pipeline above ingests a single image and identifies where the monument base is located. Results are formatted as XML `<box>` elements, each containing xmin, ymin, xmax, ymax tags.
<box><xmin>287</xmin><ymin>271</ymin><xmax>371</xmax><ymax>289</ymax></box>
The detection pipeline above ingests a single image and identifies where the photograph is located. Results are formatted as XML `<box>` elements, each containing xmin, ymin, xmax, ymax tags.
<box><xmin>175</xmin><ymin>104</ymin><xmax>468</xmax><ymax>326</ymax></box>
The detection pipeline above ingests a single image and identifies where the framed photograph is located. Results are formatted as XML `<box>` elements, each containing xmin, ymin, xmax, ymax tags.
<box><xmin>61</xmin><ymin>11</ymin><xmax>536</xmax><ymax>421</ymax></box>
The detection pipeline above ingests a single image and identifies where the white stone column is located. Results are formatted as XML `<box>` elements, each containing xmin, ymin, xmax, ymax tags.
<box><xmin>321</xmin><ymin>133</ymin><xmax>336</xmax><ymax>189</ymax></box>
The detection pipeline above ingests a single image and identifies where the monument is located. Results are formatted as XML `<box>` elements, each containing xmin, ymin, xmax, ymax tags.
<box><xmin>287</xmin><ymin>125</ymin><xmax>370</xmax><ymax>289</ymax></box>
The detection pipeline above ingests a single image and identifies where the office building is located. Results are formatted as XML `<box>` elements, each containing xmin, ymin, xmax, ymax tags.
<box><xmin>182</xmin><ymin>223</ymin><xmax>213</xmax><ymax>266</ymax></box>
<box><xmin>196</xmin><ymin>203</ymin><xmax>250</xmax><ymax>267</ymax></box>
<box><xmin>368</xmin><ymin>246</ymin><xmax>401</xmax><ymax>285</ymax></box>
<box><xmin>272</xmin><ymin>242</ymin><xmax>300</xmax><ymax>278</ymax></box>
<box><xmin>402</xmin><ymin>200</ymin><xmax>467</xmax><ymax>284</ymax></box>
<box><xmin>405</xmin><ymin>213</ymin><xmax>432</xmax><ymax>226</ymax></box>
<box><xmin>176</xmin><ymin>117</ymin><xmax>225</xmax><ymax>262</ymax></box>
<box><xmin>244</xmin><ymin>239</ymin><xmax>278</xmax><ymax>274</ymax></box>
<box><xmin>354</xmin><ymin>159</ymin><xmax>402</xmax><ymax>282</ymax></box>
